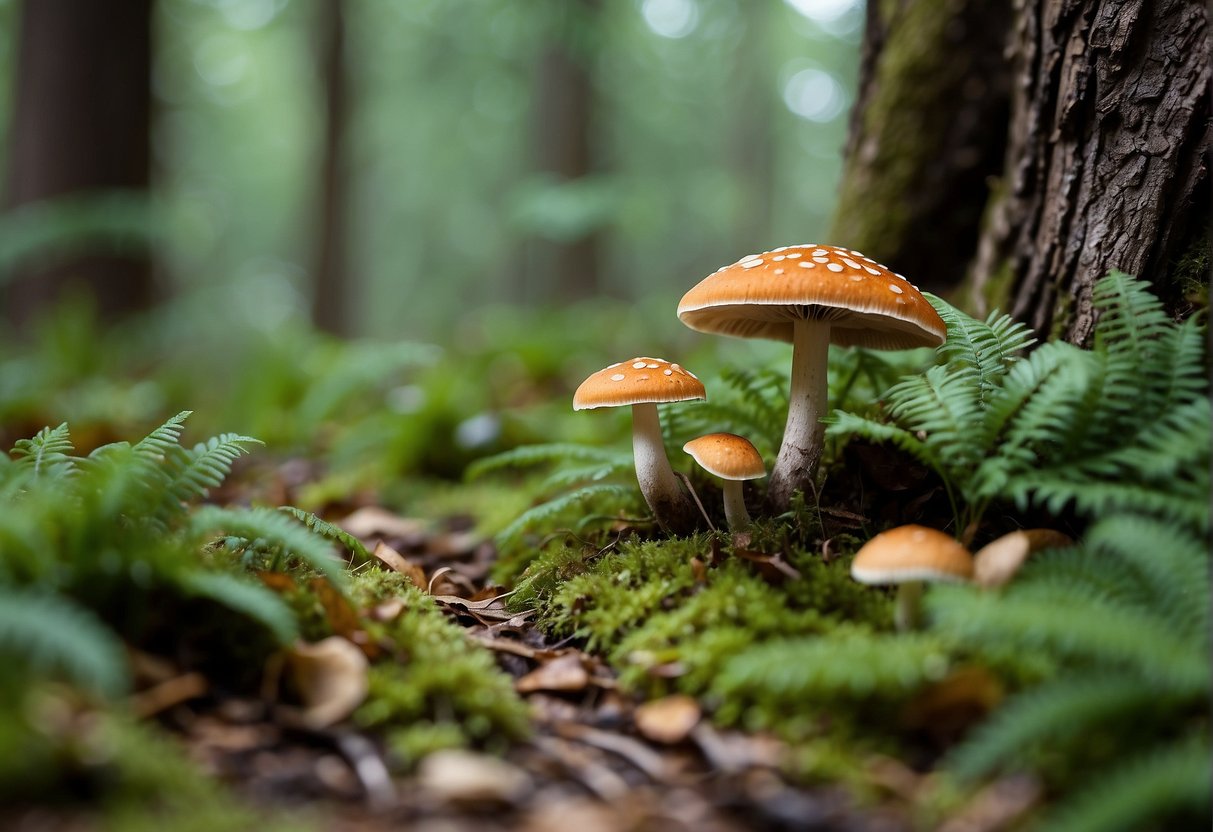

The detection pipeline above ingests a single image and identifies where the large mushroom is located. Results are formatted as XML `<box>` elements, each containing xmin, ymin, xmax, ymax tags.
<box><xmin>682</xmin><ymin>432</ymin><xmax>765</xmax><ymax>530</ymax></box>
<box><xmin>851</xmin><ymin>525</ymin><xmax>974</xmax><ymax>630</ymax></box>
<box><xmin>678</xmin><ymin>244</ymin><xmax>946</xmax><ymax>512</ymax></box>
<box><xmin>573</xmin><ymin>357</ymin><xmax>705</xmax><ymax>535</ymax></box>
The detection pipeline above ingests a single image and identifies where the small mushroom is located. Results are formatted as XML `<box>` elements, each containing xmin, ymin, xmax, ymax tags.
<box><xmin>974</xmin><ymin>529</ymin><xmax>1072</xmax><ymax>588</ymax></box>
<box><xmin>678</xmin><ymin>245</ymin><xmax>946</xmax><ymax>512</ymax></box>
<box><xmin>682</xmin><ymin>433</ymin><xmax>765</xmax><ymax>530</ymax></box>
<box><xmin>851</xmin><ymin>525</ymin><xmax>973</xmax><ymax>630</ymax></box>
<box><xmin>573</xmin><ymin>357</ymin><xmax>706</xmax><ymax>535</ymax></box>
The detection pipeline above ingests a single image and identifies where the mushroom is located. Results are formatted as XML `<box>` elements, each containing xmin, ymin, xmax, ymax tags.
<box><xmin>678</xmin><ymin>244</ymin><xmax>946</xmax><ymax>512</ymax></box>
<box><xmin>973</xmin><ymin>528</ymin><xmax>1072</xmax><ymax>588</ymax></box>
<box><xmin>851</xmin><ymin>525</ymin><xmax>973</xmax><ymax>630</ymax></box>
<box><xmin>573</xmin><ymin>357</ymin><xmax>706</xmax><ymax>535</ymax></box>
<box><xmin>682</xmin><ymin>432</ymin><xmax>765</xmax><ymax>530</ymax></box>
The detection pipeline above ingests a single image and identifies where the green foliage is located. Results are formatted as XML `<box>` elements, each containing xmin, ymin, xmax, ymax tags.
<box><xmin>932</xmin><ymin>514</ymin><xmax>1210</xmax><ymax>829</ymax></box>
<box><xmin>194</xmin><ymin>505</ymin><xmax>348</xmax><ymax>588</ymax></box>
<box><xmin>828</xmin><ymin>273</ymin><xmax>1209</xmax><ymax>531</ymax></box>
<box><xmin>279</xmin><ymin>505</ymin><xmax>371</xmax><ymax>562</ymax></box>
<box><xmin>347</xmin><ymin>570</ymin><xmax>531</xmax><ymax>766</ymax></box>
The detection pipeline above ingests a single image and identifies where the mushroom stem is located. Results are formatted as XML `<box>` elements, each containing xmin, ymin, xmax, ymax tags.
<box><xmin>768</xmin><ymin>318</ymin><xmax>831</xmax><ymax>512</ymax></box>
<box><xmin>894</xmin><ymin>581</ymin><xmax>924</xmax><ymax>631</ymax></box>
<box><xmin>631</xmin><ymin>402</ymin><xmax>699</xmax><ymax>535</ymax></box>
<box><xmin>721</xmin><ymin>480</ymin><xmax>751</xmax><ymax>530</ymax></box>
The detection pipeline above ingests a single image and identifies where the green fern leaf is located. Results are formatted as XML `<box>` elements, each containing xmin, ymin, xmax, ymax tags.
<box><xmin>467</xmin><ymin>443</ymin><xmax>624</xmax><ymax>480</ymax></box>
<box><xmin>179</xmin><ymin>571</ymin><xmax>298</xmax><ymax>644</ymax></box>
<box><xmin>497</xmin><ymin>483</ymin><xmax>637</xmax><ymax>543</ymax></box>
<box><xmin>0</xmin><ymin>587</ymin><xmax>128</xmax><ymax>697</ymax></box>
<box><xmin>278</xmin><ymin>506</ymin><xmax>370</xmax><ymax>562</ymax></box>
<box><xmin>168</xmin><ymin>433</ymin><xmax>262</xmax><ymax>505</ymax></box>
<box><xmin>10</xmin><ymin>422</ymin><xmax>75</xmax><ymax>478</ymax></box>
<box><xmin>132</xmin><ymin>411</ymin><xmax>192</xmax><ymax>461</ymax></box>
<box><xmin>192</xmin><ymin>506</ymin><xmax>347</xmax><ymax>588</ymax></box>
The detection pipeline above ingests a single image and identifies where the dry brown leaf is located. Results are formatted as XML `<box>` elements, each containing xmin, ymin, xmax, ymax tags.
<box><xmin>256</xmin><ymin>570</ymin><xmax>297</xmax><ymax>593</ymax></box>
<box><xmin>280</xmin><ymin>636</ymin><xmax>369</xmax><ymax>730</ymax></box>
<box><xmin>634</xmin><ymin>694</ymin><xmax>701</xmax><ymax>745</ymax></box>
<box><xmin>516</xmin><ymin>653</ymin><xmax>590</xmax><ymax>694</ymax></box>
<box><xmin>371</xmin><ymin>540</ymin><xmax>427</xmax><ymax>588</ymax></box>
<box><xmin>417</xmin><ymin>749</ymin><xmax>532</xmax><ymax>806</ymax></box>
<box><xmin>339</xmin><ymin>506</ymin><xmax>426</xmax><ymax>543</ymax></box>
<box><xmin>309</xmin><ymin>577</ymin><xmax>360</xmax><ymax>638</ymax></box>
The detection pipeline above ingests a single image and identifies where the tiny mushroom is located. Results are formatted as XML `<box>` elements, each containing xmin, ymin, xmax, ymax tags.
<box><xmin>851</xmin><ymin>525</ymin><xmax>973</xmax><ymax>631</ymax></box>
<box><xmin>973</xmin><ymin>528</ymin><xmax>1073</xmax><ymax>588</ymax></box>
<box><xmin>574</xmin><ymin>357</ymin><xmax>706</xmax><ymax>535</ymax></box>
<box><xmin>678</xmin><ymin>245</ymin><xmax>946</xmax><ymax>512</ymax></box>
<box><xmin>682</xmin><ymin>432</ymin><xmax>765</xmax><ymax>530</ymax></box>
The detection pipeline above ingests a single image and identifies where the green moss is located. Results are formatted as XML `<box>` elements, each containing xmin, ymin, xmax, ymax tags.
<box><xmin>349</xmin><ymin>571</ymin><xmax>530</xmax><ymax>767</ymax></box>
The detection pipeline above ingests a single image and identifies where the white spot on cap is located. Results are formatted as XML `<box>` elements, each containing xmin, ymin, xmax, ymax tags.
<box><xmin>827</xmin><ymin>263</ymin><xmax>844</xmax><ymax>272</ymax></box>
<box><xmin>663</xmin><ymin>369</ymin><xmax>673</xmax><ymax>376</ymax></box>
<box><xmin>864</xmin><ymin>266</ymin><xmax>881</xmax><ymax>275</ymax></box>
<box><xmin>671</xmin><ymin>363</ymin><xmax>681</xmax><ymax>370</ymax></box>
<box><xmin>774</xmin><ymin>268</ymin><xmax>785</xmax><ymax>275</ymax></box>
<box><xmin>632</xmin><ymin>361</ymin><xmax>646</xmax><ymax>369</ymax></box>
<box><xmin>813</xmin><ymin>257</ymin><xmax>829</xmax><ymax>264</ymax></box>
<box><xmin>862</xmin><ymin>256</ymin><xmax>876</xmax><ymax>263</ymax></box>
<box><xmin>608</xmin><ymin>362</ymin><xmax>622</xmax><ymax>368</ymax></box>
<box><xmin>740</xmin><ymin>253</ymin><xmax>761</xmax><ymax>263</ymax></box>
<box><xmin>889</xmin><ymin>284</ymin><xmax>904</xmax><ymax>294</ymax></box>
<box><xmin>610</xmin><ymin>373</ymin><xmax>626</xmax><ymax>382</ymax></box>
<box><xmin>895</xmin><ymin>273</ymin><xmax>908</xmax><ymax>281</ymax></box>
<box><xmin>637</xmin><ymin>375</ymin><xmax>649</xmax><ymax>381</ymax></box>
<box><xmin>842</xmin><ymin>258</ymin><xmax>862</xmax><ymax>269</ymax></box>
<box><xmin>742</xmin><ymin>259</ymin><xmax>764</xmax><ymax>269</ymax></box>
<box><xmin>848</xmin><ymin>274</ymin><xmax>864</xmax><ymax>282</ymax></box>
<box><xmin>813</xmin><ymin>249</ymin><xmax>828</xmax><ymax>256</ymax></box>
<box><xmin>646</xmin><ymin>363</ymin><xmax>659</xmax><ymax>369</ymax></box>
<box><xmin>773</xmin><ymin>255</ymin><xmax>785</xmax><ymax>262</ymax></box>
<box><xmin>799</xmin><ymin>261</ymin><xmax>814</xmax><ymax>268</ymax></box>
<box><xmin>785</xmin><ymin>252</ymin><xmax>801</xmax><ymax>258</ymax></box>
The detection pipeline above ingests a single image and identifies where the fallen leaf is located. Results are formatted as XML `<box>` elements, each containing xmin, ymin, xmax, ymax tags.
<box><xmin>256</xmin><ymin>570</ymin><xmax>297</xmax><ymax>593</ymax></box>
<box><xmin>280</xmin><ymin>636</ymin><xmax>369</xmax><ymax>730</ymax></box>
<box><xmin>309</xmin><ymin>577</ymin><xmax>360</xmax><ymax>639</ymax></box>
<box><xmin>371</xmin><ymin>540</ymin><xmax>426</xmax><ymax>588</ymax></box>
<box><xmin>516</xmin><ymin>653</ymin><xmax>589</xmax><ymax>694</ymax></box>
<box><xmin>417</xmin><ymin>749</ymin><xmax>532</xmax><ymax>806</ymax></box>
<box><xmin>339</xmin><ymin>506</ymin><xmax>426</xmax><ymax>544</ymax></box>
<box><xmin>634</xmin><ymin>694</ymin><xmax>701</xmax><ymax>744</ymax></box>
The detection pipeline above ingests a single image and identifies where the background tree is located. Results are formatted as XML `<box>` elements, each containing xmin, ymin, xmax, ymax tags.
<box><xmin>832</xmin><ymin>0</ymin><xmax>1209</xmax><ymax>343</ymax></box>
<box><xmin>2</xmin><ymin>0</ymin><xmax>155</xmax><ymax>329</ymax></box>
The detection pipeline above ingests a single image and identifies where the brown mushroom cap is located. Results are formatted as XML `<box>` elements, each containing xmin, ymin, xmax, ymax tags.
<box><xmin>678</xmin><ymin>245</ymin><xmax>946</xmax><ymax>349</ymax></box>
<box><xmin>573</xmin><ymin>357</ymin><xmax>706</xmax><ymax>411</ymax></box>
<box><xmin>683</xmin><ymin>433</ymin><xmax>766</xmax><ymax>481</ymax></box>
<box><xmin>852</xmin><ymin>525</ymin><xmax>974</xmax><ymax>584</ymax></box>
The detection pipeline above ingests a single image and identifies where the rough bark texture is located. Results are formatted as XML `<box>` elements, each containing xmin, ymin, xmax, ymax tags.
<box><xmin>830</xmin><ymin>0</ymin><xmax>1014</xmax><ymax>294</ymax></box>
<box><xmin>2</xmin><ymin>0</ymin><xmax>154</xmax><ymax>328</ymax></box>
<box><xmin>311</xmin><ymin>0</ymin><xmax>354</xmax><ymax>336</ymax></box>
<box><xmin>968</xmin><ymin>0</ymin><xmax>1210</xmax><ymax>342</ymax></box>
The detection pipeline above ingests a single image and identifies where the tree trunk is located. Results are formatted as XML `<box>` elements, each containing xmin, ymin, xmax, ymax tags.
<box><xmin>311</xmin><ymin>0</ymin><xmax>354</xmax><ymax>336</ymax></box>
<box><xmin>834</xmin><ymin>0</ymin><xmax>1210</xmax><ymax>342</ymax></box>
<box><xmin>831</xmin><ymin>0</ymin><xmax>1014</xmax><ymax>294</ymax></box>
<box><xmin>525</xmin><ymin>0</ymin><xmax>601</xmax><ymax>302</ymax></box>
<box><xmin>969</xmin><ymin>0</ymin><xmax>1210</xmax><ymax>342</ymax></box>
<box><xmin>2</xmin><ymin>0</ymin><xmax>154</xmax><ymax>328</ymax></box>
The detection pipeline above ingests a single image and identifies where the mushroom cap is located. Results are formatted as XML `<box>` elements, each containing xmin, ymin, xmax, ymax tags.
<box><xmin>683</xmin><ymin>433</ymin><xmax>766</xmax><ymax>481</ymax></box>
<box><xmin>851</xmin><ymin>525</ymin><xmax>974</xmax><ymax>584</ymax></box>
<box><xmin>678</xmin><ymin>244</ymin><xmax>946</xmax><ymax>350</ymax></box>
<box><xmin>573</xmin><ymin>357</ymin><xmax>706</xmax><ymax>411</ymax></box>
<box><xmin>974</xmin><ymin>528</ymin><xmax>1072</xmax><ymax>588</ymax></box>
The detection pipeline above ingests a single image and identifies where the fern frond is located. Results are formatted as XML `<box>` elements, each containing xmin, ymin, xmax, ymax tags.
<box><xmin>497</xmin><ymin>483</ymin><xmax>637</xmax><ymax>543</ymax></box>
<box><xmin>928</xmin><ymin>585</ymin><xmax>1207</xmax><ymax>692</ymax></box>
<box><xmin>1040</xmin><ymin>736</ymin><xmax>1211</xmax><ymax>832</ymax></box>
<box><xmin>537</xmin><ymin>458</ymin><xmax>633</xmax><ymax>492</ymax></box>
<box><xmin>9</xmin><ymin>422</ymin><xmax>75</xmax><ymax>478</ymax></box>
<box><xmin>167</xmin><ymin>433</ymin><xmax>262</xmax><ymax>505</ymax></box>
<box><xmin>192</xmin><ymin>506</ymin><xmax>347</xmax><ymax>588</ymax></box>
<box><xmin>715</xmin><ymin>630</ymin><xmax>950</xmax><ymax>700</ymax></box>
<box><xmin>179</xmin><ymin>571</ymin><xmax>298</xmax><ymax>644</ymax></box>
<box><xmin>825</xmin><ymin>411</ymin><xmax>939</xmax><ymax>469</ymax></box>
<box><xmin>929</xmin><ymin>297</ymin><xmax>1035</xmax><ymax>400</ymax></box>
<box><xmin>132</xmin><ymin>411</ymin><xmax>192</xmax><ymax>461</ymax></box>
<box><xmin>885</xmin><ymin>365</ymin><xmax>983</xmax><ymax>467</ymax></box>
<box><xmin>278</xmin><ymin>506</ymin><xmax>370</xmax><ymax>562</ymax></box>
<box><xmin>467</xmin><ymin>443</ymin><xmax>623</xmax><ymax>480</ymax></box>
<box><xmin>0</xmin><ymin>587</ymin><xmax>128</xmax><ymax>697</ymax></box>
<box><xmin>948</xmin><ymin>674</ymin><xmax>1162</xmax><ymax>780</ymax></box>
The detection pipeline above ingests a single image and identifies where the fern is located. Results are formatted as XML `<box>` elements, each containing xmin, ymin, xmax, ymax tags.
<box><xmin>496</xmin><ymin>483</ymin><xmax>638</xmax><ymax>543</ymax></box>
<box><xmin>0</xmin><ymin>587</ymin><xmax>129</xmax><ymax>697</ymax></box>
<box><xmin>178</xmin><ymin>571</ymin><xmax>298</xmax><ymax>645</ymax></box>
<box><xmin>192</xmin><ymin>505</ymin><xmax>348</xmax><ymax>588</ymax></box>
<box><xmin>9</xmin><ymin>422</ymin><xmax>75</xmax><ymax>478</ymax></box>
<box><xmin>466</xmin><ymin>442</ymin><xmax>625</xmax><ymax>480</ymax></box>
<box><xmin>828</xmin><ymin>273</ymin><xmax>1209</xmax><ymax>531</ymax></box>
<box><xmin>278</xmin><ymin>506</ymin><xmax>371</xmax><ymax>562</ymax></box>
<box><xmin>167</xmin><ymin>433</ymin><xmax>262</xmax><ymax>504</ymax></box>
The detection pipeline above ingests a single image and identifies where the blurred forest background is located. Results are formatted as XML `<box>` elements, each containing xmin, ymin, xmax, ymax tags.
<box><xmin>0</xmin><ymin>0</ymin><xmax>869</xmax><ymax>480</ymax></box>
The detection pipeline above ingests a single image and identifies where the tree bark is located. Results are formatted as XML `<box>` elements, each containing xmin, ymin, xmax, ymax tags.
<box><xmin>311</xmin><ymin>0</ymin><xmax>354</xmax><ymax>336</ymax></box>
<box><xmin>2</xmin><ymin>0</ymin><xmax>154</xmax><ymax>328</ymax></box>
<box><xmin>834</xmin><ymin>0</ymin><xmax>1210</xmax><ymax>342</ymax></box>
<box><xmin>831</xmin><ymin>0</ymin><xmax>1014</xmax><ymax>294</ymax></box>
<box><xmin>969</xmin><ymin>0</ymin><xmax>1210</xmax><ymax>342</ymax></box>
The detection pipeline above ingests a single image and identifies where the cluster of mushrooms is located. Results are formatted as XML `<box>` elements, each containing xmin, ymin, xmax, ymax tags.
<box><xmin>571</xmin><ymin>242</ymin><xmax>1067</xmax><ymax>626</ymax></box>
<box><xmin>573</xmin><ymin>242</ymin><xmax>946</xmax><ymax>534</ymax></box>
